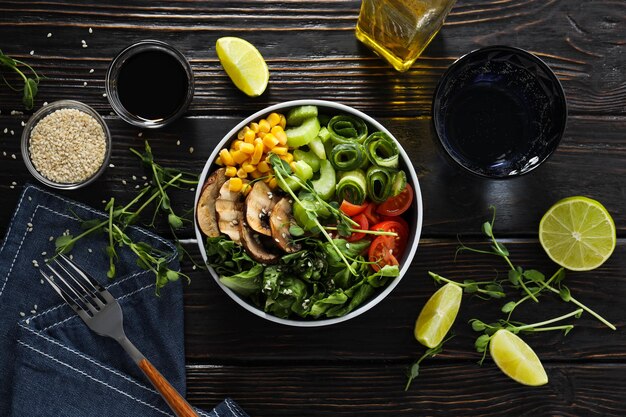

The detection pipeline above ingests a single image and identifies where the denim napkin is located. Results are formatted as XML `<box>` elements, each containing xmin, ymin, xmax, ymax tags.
<box><xmin>0</xmin><ymin>184</ymin><xmax>247</xmax><ymax>417</ymax></box>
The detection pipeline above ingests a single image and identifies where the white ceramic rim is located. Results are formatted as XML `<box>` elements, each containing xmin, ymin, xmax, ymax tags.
<box><xmin>194</xmin><ymin>99</ymin><xmax>423</xmax><ymax>327</ymax></box>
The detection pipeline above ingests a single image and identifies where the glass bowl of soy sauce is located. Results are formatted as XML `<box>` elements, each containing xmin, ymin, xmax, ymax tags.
<box><xmin>106</xmin><ymin>40</ymin><xmax>194</xmax><ymax>128</ymax></box>
<box><xmin>432</xmin><ymin>45</ymin><xmax>567</xmax><ymax>178</ymax></box>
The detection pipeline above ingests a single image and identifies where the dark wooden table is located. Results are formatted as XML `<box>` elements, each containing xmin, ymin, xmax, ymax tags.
<box><xmin>1</xmin><ymin>1</ymin><xmax>625</xmax><ymax>415</ymax></box>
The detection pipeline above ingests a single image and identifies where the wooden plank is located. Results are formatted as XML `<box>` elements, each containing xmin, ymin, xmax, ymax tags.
<box><xmin>184</xmin><ymin>363</ymin><xmax>626</xmax><ymax>416</ymax></box>
<box><xmin>1</xmin><ymin>114</ymin><xmax>624</xmax><ymax>237</ymax></box>
<box><xmin>0</xmin><ymin>0</ymin><xmax>623</xmax><ymax>116</ymax></box>
<box><xmin>182</xmin><ymin>239</ymin><xmax>626</xmax><ymax>362</ymax></box>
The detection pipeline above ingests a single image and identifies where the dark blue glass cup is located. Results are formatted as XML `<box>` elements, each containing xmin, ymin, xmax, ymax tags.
<box><xmin>432</xmin><ymin>46</ymin><xmax>567</xmax><ymax>178</ymax></box>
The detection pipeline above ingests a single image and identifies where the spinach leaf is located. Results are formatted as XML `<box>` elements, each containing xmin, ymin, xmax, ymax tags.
<box><xmin>367</xmin><ymin>264</ymin><xmax>400</xmax><ymax>288</ymax></box>
<box><xmin>219</xmin><ymin>264</ymin><xmax>264</xmax><ymax>297</ymax></box>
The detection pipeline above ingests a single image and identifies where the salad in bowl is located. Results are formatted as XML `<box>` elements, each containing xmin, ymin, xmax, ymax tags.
<box><xmin>194</xmin><ymin>100</ymin><xmax>422</xmax><ymax>326</ymax></box>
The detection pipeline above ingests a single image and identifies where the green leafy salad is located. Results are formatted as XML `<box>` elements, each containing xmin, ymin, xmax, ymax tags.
<box><xmin>196</xmin><ymin>105</ymin><xmax>416</xmax><ymax>319</ymax></box>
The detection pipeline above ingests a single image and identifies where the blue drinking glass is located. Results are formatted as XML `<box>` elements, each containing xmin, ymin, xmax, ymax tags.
<box><xmin>432</xmin><ymin>45</ymin><xmax>567</xmax><ymax>178</ymax></box>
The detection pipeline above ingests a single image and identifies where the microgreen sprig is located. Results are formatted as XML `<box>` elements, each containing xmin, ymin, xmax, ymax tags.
<box><xmin>471</xmin><ymin>308</ymin><xmax>583</xmax><ymax>364</ymax></box>
<box><xmin>458</xmin><ymin>206</ymin><xmax>616</xmax><ymax>330</ymax></box>
<box><xmin>405</xmin><ymin>334</ymin><xmax>454</xmax><ymax>391</ymax></box>
<box><xmin>54</xmin><ymin>141</ymin><xmax>198</xmax><ymax>293</ymax></box>
<box><xmin>428</xmin><ymin>271</ymin><xmax>505</xmax><ymax>300</ymax></box>
<box><xmin>0</xmin><ymin>49</ymin><xmax>40</xmax><ymax>110</ymax></box>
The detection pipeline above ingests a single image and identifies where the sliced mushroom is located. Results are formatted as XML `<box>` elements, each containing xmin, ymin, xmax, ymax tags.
<box><xmin>196</xmin><ymin>168</ymin><xmax>227</xmax><ymax>237</ymax></box>
<box><xmin>240</xmin><ymin>220</ymin><xmax>280</xmax><ymax>264</ymax></box>
<box><xmin>270</xmin><ymin>197</ymin><xmax>302</xmax><ymax>253</ymax></box>
<box><xmin>215</xmin><ymin>179</ymin><xmax>248</xmax><ymax>245</ymax></box>
<box><xmin>245</xmin><ymin>181</ymin><xmax>279</xmax><ymax>236</ymax></box>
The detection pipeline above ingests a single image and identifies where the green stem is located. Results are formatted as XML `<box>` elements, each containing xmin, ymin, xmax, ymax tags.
<box><xmin>506</xmin><ymin>268</ymin><xmax>564</xmax><ymax>320</ymax></box>
<box><xmin>524</xmin><ymin>325</ymin><xmax>573</xmax><ymax>333</ymax></box>
<box><xmin>544</xmin><ymin>286</ymin><xmax>616</xmax><ymax>330</ymax></box>
<box><xmin>427</xmin><ymin>272</ymin><xmax>497</xmax><ymax>297</ymax></box>
<box><xmin>275</xmin><ymin>168</ymin><xmax>357</xmax><ymax>275</ymax></box>
<box><xmin>513</xmin><ymin>308</ymin><xmax>583</xmax><ymax>332</ymax></box>
<box><xmin>324</xmin><ymin>226</ymin><xmax>397</xmax><ymax>237</ymax></box>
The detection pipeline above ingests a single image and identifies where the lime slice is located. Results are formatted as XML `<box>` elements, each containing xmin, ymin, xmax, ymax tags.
<box><xmin>216</xmin><ymin>37</ymin><xmax>269</xmax><ymax>97</ymax></box>
<box><xmin>414</xmin><ymin>283</ymin><xmax>462</xmax><ymax>348</ymax></box>
<box><xmin>539</xmin><ymin>196</ymin><xmax>616</xmax><ymax>271</ymax></box>
<box><xmin>490</xmin><ymin>329</ymin><xmax>548</xmax><ymax>386</ymax></box>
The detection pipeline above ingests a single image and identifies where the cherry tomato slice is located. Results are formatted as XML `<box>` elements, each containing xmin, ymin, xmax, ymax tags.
<box><xmin>347</xmin><ymin>213</ymin><xmax>369</xmax><ymax>242</ymax></box>
<box><xmin>368</xmin><ymin>235</ymin><xmax>399</xmax><ymax>272</ymax></box>
<box><xmin>340</xmin><ymin>200</ymin><xmax>368</xmax><ymax>217</ymax></box>
<box><xmin>363</xmin><ymin>202</ymin><xmax>381</xmax><ymax>224</ymax></box>
<box><xmin>377</xmin><ymin>183</ymin><xmax>414</xmax><ymax>217</ymax></box>
<box><xmin>370</xmin><ymin>220</ymin><xmax>409</xmax><ymax>259</ymax></box>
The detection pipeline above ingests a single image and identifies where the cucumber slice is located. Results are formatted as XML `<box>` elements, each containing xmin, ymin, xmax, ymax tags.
<box><xmin>308</xmin><ymin>137</ymin><xmax>326</xmax><ymax>160</ymax></box>
<box><xmin>286</xmin><ymin>117</ymin><xmax>320</xmax><ymax>148</ymax></box>
<box><xmin>311</xmin><ymin>160</ymin><xmax>336</xmax><ymax>201</ymax></box>
<box><xmin>317</xmin><ymin>126</ymin><xmax>331</xmax><ymax>142</ymax></box>
<box><xmin>294</xmin><ymin>149</ymin><xmax>321</xmax><ymax>172</ymax></box>
<box><xmin>293</xmin><ymin>160</ymin><xmax>314</xmax><ymax>181</ymax></box>
<box><xmin>287</xmin><ymin>105</ymin><xmax>318</xmax><ymax>126</ymax></box>
<box><xmin>390</xmin><ymin>170</ymin><xmax>407</xmax><ymax>197</ymax></box>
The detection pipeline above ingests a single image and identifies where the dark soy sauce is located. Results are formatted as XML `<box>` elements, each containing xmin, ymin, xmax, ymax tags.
<box><xmin>117</xmin><ymin>50</ymin><xmax>188</xmax><ymax>121</ymax></box>
<box><xmin>444</xmin><ymin>82</ymin><xmax>531</xmax><ymax>169</ymax></box>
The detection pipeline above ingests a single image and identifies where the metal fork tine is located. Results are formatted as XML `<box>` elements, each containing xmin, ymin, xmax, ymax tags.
<box><xmin>54</xmin><ymin>256</ymin><xmax>106</xmax><ymax>308</ymax></box>
<box><xmin>39</xmin><ymin>269</ymin><xmax>78</xmax><ymax>310</ymax></box>
<box><xmin>58</xmin><ymin>253</ymin><xmax>102</xmax><ymax>292</ymax></box>
<box><xmin>46</xmin><ymin>263</ymin><xmax>98</xmax><ymax>315</ymax></box>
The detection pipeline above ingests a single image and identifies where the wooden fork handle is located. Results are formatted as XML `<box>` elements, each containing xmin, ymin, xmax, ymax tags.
<box><xmin>138</xmin><ymin>358</ymin><xmax>200</xmax><ymax>417</ymax></box>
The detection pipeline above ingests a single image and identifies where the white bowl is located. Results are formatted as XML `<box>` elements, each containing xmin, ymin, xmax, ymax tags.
<box><xmin>194</xmin><ymin>100</ymin><xmax>423</xmax><ymax>327</ymax></box>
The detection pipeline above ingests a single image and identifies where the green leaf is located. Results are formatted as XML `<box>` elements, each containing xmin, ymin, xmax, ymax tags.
<box><xmin>482</xmin><ymin>221</ymin><xmax>493</xmax><ymax>237</ymax></box>
<box><xmin>219</xmin><ymin>264</ymin><xmax>264</xmax><ymax>297</ymax></box>
<box><xmin>0</xmin><ymin>52</ymin><xmax>16</xmax><ymax>67</ymax></box>
<box><xmin>491</xmin><ymin>241</ymin><xmax>509</xmax><ymax>256</ymax></box>
<box><xmin>288</xmin><ymin>225</ymin><xmax>304</xmax><ymax>237</ymax></box>
<box><xmin>474</xmin><ymin>334</ymin><xmax>491</xmax><ymax>352</ymax></box>
<box><xmin>55</xmin><ymin>235</ymin><xmax>75</xmax><ymax>253</ymax></box>
<box><xmin>501</xmin><ymin>301</ymin><xmax>516</xmax><ymax>313</ymax></box>
<box><xmin>471</xmin><ymin>320</ymin><xmax>487</xmax><ymax>331</ymax></box>
<box><xmin>81</xmin><ymin>219</ymin><xmax>103</xmax><ymax>230</ymax></box>
<box><xmin>523</xmin><ymin>269</ymin><xmax>545</xmax><ymax>283</ymax></box>
<box><xmin>559</xmin><ymin>285</ymin><xmax>572</xmax><ymax>302</ymax></box>
<box><xmin>22</xmin><ymin>78</ymin><xmax>37</xmax><ymax>110</ymax></box>
<box><xmin>107</xmin><ymin>262</ymin><xmax>116</xmax><ymax>278</ymax></box>
<box><xmin>508</xmin><ymin>269</ymin><xmax>521</xmax><ymax>285</ymax></box>
<box><xmin>168</xmin><ymin>213</ymin><xmax>183</xmax><ymax>229</ymax></box>
<box><xmin>166</xmin><ymin>270</ymin><xmax>180</xmax><ymax>282</ymax></box>
<box><xmin>161</xmin><ymin>194</ymin><xmax>171</xmax><ymax>210</ymax></box>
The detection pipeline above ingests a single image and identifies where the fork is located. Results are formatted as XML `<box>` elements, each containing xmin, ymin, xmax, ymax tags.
<box><xmin>40</xmin><ymin>254</ymin><xmax>199</xmax><ymax>417</ymax></box>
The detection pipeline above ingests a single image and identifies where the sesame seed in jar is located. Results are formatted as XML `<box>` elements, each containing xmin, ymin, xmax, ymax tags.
<box><xmin>28</xmin><ymin>108</ymin><xmax>107</xmax><ymax>184</ymax></box>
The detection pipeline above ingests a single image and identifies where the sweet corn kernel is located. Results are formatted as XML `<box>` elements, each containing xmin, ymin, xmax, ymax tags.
<box><xmin>259</xmin><ymin>119</ymin><xmax>271</xmax><ymax>133</ymax></box>
<box><xmin>224</xmin><ymin>166</ymin><xmax>237</xmax><ymax>177</ymax></box>
<box><xmin>242</xmin><ymin>162</ymin><xmax>256</xmax><ymax>173</ymax></box>
<box><xmin>267</xmin><ymin>112</ymin><xmax>281</xmax><ymax>128</ymax></box>
<box><xmin>219</xmin><ymin>149</ymin><xmax>235</xmax><ymax>166</ymax></box>
<box><xmin>229</xmin><ymin>177</ymin><xmax>243</xmax><ymax>192</ymax></box>
<box><xmin>237</xmin><ymin>129</ymin><xmax>246</xmax><ymax>140</ymax></box>
<box><xmin>280</xmin><ymin>153</ymin><xmax>294</xmax><ymax>163</ymax></box>
<box><xmin>231</xmin><ymin>140</ymin><xmax>243</xmax><ymax>151</ymax></box>
<box><xmin>249</xmin><ymin>122</ymin><xmax>260</xmax><ymax>133</ymax></box>
<box><xmin>273</xmin><ymin>129</ymin><xmax>288</xmax><ymax>146</ymax></box>
<box><xmin>236</xmin><ymin>168</ymin><xmax>248</xmax><ymax>178</ymax></box>
<box><xmin>279</xmin><ymin>115</ymin><xmax>287</xmax><ymax>129</ymax></box>
<box><xmin>263</xmin><ymin>173</ymin><xmax>274</xmax><ymax>183</ymax></box>
<box><xmin>249</xmin><ymin>169</ymin><xmax>262</xmax><ymax>179</ymax></box>
<box><xmin>251</xmin><ymin>142</ymin><xmax>264</xmax><ymax>164</ymax></box>
<box><xmin>289</xmin><ymin>161</ymin><xmax>297</xmax><ymax>171</ymax></box>
<box><xmin>242</xmin><ymin>183</ymin><xmax>252</xmax><ymax>195</ymax></box>
<box><xmin>244</xmin><ymin>129</ymin><xmax>256</xmax><ymax>143</ymax></box>
<box><xmin>273</xmin><ymin>146</ymin><xmax>288</xmax><ymax>156</ymax></box>
<box><xmin>268</xmin><ymin>177</ymin><xmax>278</xmax><ymax>189</ymax></box>
<box><xmin>257</xmin><ymin>131</ymin><xmax>267</xmax><ymax>139</ymax></box>
<box><xmin>215</xmin><ymin>156</ymin><xmax>224</xmax><ymax>166</ymax></box>
<box><xmin>240</xmin><ymin>142</ymin><xmax>255</xmax><ymax>154</ymax></box>
<box><xmin>257</xmin><ymin>160</ymin><xmax>270</xmax><ymax>173</ymax></box>
<box><xmin>263</xmin><ymin>134</ymin><xmax>279</xmax><ymax>149</ymax></box>
<box><xmin>231</xmin><ymin>150</ymin><xmax>248</xmax><ymax>164</ymax></box>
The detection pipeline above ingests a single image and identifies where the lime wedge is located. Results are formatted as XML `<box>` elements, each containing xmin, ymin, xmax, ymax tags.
<box><xmin>216</xmin><ymin>37</ymin><xmax>269</xmax><ymax>97</ymax></box>
<box><xmin>414</xmin><ymin>283</ymin><xmax>462</xmax><ymax>348</ymax></box>
<box><xmin>490</xmin><ymin>329</ymin><xmax>548</xmax><ymax>386</ymax></box>
<box><xmin>539</xmin><ymin>196</ymin><xmax>616</xmax><ymax>271</ymax></box>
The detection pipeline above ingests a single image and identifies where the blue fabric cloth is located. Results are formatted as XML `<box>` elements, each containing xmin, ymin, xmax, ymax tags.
<box><xmin>0</xmin><ymin>185</ymin><xmax>248</xmax><ymax>417</ymax></box>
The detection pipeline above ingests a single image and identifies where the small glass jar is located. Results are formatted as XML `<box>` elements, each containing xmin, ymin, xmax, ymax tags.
<box><xmin>105</xmin><ymin>40</ymin><xmax>194</xmax><ymax>128</ymax></box>
<box><xmin>356</xmin><ymin>0</ymin><xmax>457</xmax><ymax>72</ymax></box>
<box><xmin>21</xmin><ymin>100</ymin><xmax>112</xmax><ymax>190</ymax></box>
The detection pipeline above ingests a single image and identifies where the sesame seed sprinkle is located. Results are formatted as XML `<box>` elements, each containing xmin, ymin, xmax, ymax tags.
<box><xmin>89</xmin><ymin>69</ymin><xmax>94</xmax><ymax>73</ymax></box>
<box><xmin>47</xmin><ymin>32</ymin><xmax>52</xmax><ymax>38</ymax></box>
<box><xmin>30</xmin><ymin>50</ymin><xmax>34</xmax><ymax>55</ymax></box>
